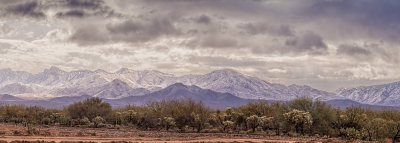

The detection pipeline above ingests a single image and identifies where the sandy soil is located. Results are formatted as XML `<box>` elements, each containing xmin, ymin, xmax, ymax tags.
<box><xmin>0</xmin><ymin>123</ymin><xmax>366</xmax><ymax>143</ymax></box>
<box><xmin>0</xmin><ymin>136</ymin><xmax>299</xmax><ymax>143</ymax></box>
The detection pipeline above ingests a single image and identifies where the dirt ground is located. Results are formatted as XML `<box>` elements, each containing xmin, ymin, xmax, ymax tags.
<box><xmin>0</xmin><ymin>123</ymin><xmax>369</xmax><ymax>143</ymax></box>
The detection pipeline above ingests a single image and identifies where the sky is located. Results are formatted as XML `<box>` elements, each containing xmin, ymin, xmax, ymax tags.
<box><xmin>1</xmin><ymin>0</ymin><xmax>400</xmax><ymax>91</ymax></box>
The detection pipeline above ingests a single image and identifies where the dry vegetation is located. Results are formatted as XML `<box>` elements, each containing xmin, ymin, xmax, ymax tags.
<box><xmin>0</xmin><ymin>97</ymin><xmax>399</xmax><ymax>142</ymax></box>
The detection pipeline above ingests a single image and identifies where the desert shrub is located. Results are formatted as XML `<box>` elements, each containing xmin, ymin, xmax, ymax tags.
<box><xmin>237</xmin><ymin>101</ymin><xmax>271</xmax><ymax>117</ymax></box>
<box><xmin>92</xmin><ymin>116</ymin><xmax>105</xmax><ymax>128</ymax></box>
<box><xmin>137</xmin><ymin>113</ymin><xmax>158</xmax><ymax>130</ymax></box>
<box><xmin>41</xmin><ymin>117</ymin><xmax>52</xmax><ymax>125</ymax></box>
<box><xmin>246</xmin><ymin>115</ymin><xmax>261</xmax><ymax>133</ymax></box>
<box><xmin>260</xmin><ymin>116</ymin><xmax>275</xmax><ymax>131</ymax></box>
<box><xmin>160</xmin><ymin>117</ymin><xmax>176</xmax><ymax>131</ymax></box>
<box><xmin>26</xmin><ymin>126</ymin><xmax>40</xmax><ymax>135</ymax></box>
<box><xmin>147</xmin><ymin>99</ymin><xmax>211</xmax><ymax>132</ymax></box>
<box><xmin>1</xmin><ymin>97</ymin><xmax>400</xmax><ymax>141</ymax></box>
<box><xmin>309</xmin><ymin>100</ymin><xmax>336</xmax><ymax>136</ymax></box>
<box><xmin>289</xmin><ymin>97</ymin><xmax>313</xmax><ymax>112</ymax></box>
<box><xmin>80</xmin><ymin>117</ymin><xmax>90</xmax><ymax>125</ymax></box>
<box><xmin>223</xmin><ymin>120</ymin><xmax>234</xmax><ymax>132</ymax></box>
<box><xmin>58</xmin><ymin>115</ymin><xmax>71</xmax><ymax>126</ymax></box>
<box><xmin>340</xmin><ymin>127</ymin><xmax>361</xmax><ymax>140</ymax></box>
<box><xmin>283</xmin><ymin>109</ymin><xmax>312</xmax><ymax>135</ymax></box>
<box><xmin>66</xmin><ymin>98</ymin><xmax>112</xmax><ymax>121</ymax></box>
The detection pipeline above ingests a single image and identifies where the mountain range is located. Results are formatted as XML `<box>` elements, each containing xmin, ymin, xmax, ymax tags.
<box><xmin>0</xmin><ymin>67</ymin><xmax>399</xmax><ymax>108</ymax></box>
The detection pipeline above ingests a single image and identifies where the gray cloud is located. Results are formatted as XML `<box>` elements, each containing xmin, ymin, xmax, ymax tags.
<box><xmin>56</xmin><ymin>10</ymin><xmax>85</xmax><ymax>18</ymax></box>
<box><xmin>54</xmin><ymin>0</ymin><xmax>119</xmax><ymax>19</ymax></box>
<box><xmin>70</xmin><ymin>19</ymin><xmax>179</xmax><ymax>45</ymax></box>
<box><xmin>187</xmin><ymin>35</ymin><xmax>238</xmax><ymax>49</ymax></box>
<box><xmin>239</xmin><ymin>23</ymin><xmax>295</xmax><ymax>36</ymax></box>
<box><xmin>196</xmin><ymin>15</ymin><xmax>212</xmax><ymax>24</ymax></box>
<box><xmin>189</xmin><ymin>56</ymin><xmax>265</xmax><ymax>67</ymax></box>
<box><xmin>337</xmin><ymin>44</ymin><xmax>371</xmax><ymax>56</ymax></box>
<box><xmin>69</xmin><ymin>25</ymin><xmax>108</xmax><ymax>45</ymax></box>
<box><xmin>2</xmin><ymin>0</ymin><xmax>400</xmax><ymax>92</ymax></box>
<box><xmin>0</xmin><ymin>0</ymin><xmax>118</xmax><ymax>20</ymax></box>
<box><xmin>300</xmin><ymin>0</ymin><xmax>400</xmax><ymax>43</ymax></box>
<box><xmin>62</xmin><ymin>0</ymin><xmax>104</xmax><ymax>9</ymax></box>
<box><xmin>284</xmin><ymin>31</ymin><xmax>327</xmax><ymax>54</ymax></box>
<box><xmin>3</xmin><ymin>1</ymin><xmax>45</xmax><ymax>19</ymax></box>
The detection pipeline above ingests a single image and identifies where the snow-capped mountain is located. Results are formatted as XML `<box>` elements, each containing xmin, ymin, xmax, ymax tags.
<box><xmin>0</xmin><ymin>83</ymin><xmax>34</xmax><ymax>95</ymax></box>
<box><xmin>0</xmin><ymin>68</ymin><xmax>31</xmax><ymax>87</ymax></box>
<box><xmin>178</xmin><ymin>69</ymin><xmax>338</xmax><ymax>100</ymax></box>
<box><xmin>0</xmin><ymin>67</ymin><xmax>336</xmax><ymax>101</ymax></box>
<box><xmin>337</xmin><ymin>81</ymin><xmax>400</xmax><ymax>106</ymax></box>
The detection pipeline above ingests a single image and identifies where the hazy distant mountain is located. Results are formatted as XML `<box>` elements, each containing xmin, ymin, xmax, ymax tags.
<box><xmin>0</xmin><ymin>84</ymin><xmax>251</xmax><ymax>109</ymax></box>
<box><xmin>337</xmin><ymin>81</ymin><xmax>400</xmax><ymax>106</ymax></box>
<box><xmin>0</xmin><ymin>67</ymin><xmax>336</xmax><ymax>102</ymax></box>
<box><xmin>107</xmin><ymin>83</ymin><xmax>252</xmax><ymax>109</ymax></box>
<box><xmin>0</xmin><ymin>94</ymin><xmax>24</xmax><ymax>101</ymax></box>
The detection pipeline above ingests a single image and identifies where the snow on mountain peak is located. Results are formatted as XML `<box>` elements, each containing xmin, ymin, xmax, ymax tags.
<box><xmin>337</xmin><ymin>81</ymin><xmax>400</xmax><ymax>106</ymax></box>
<box><xmin>208</xmin><ymin>69</ymin><xmax>241</xmax><ymax>76</ymax></box>
<box><xmin>0</xmin><ymin>67</ymin><xmax>337</xmax><ymax>102</ymax></box>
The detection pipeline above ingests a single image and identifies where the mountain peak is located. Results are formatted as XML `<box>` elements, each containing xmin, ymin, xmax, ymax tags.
<box><xmin>94</xmin><ymin>69</ymin><xmax>109</xmax><ymax>74</ymax></box>
<box><xmin>209</xmin><ymin>69</ymin><xmax>241</xmax><ymax>76</ymax></box>
<box><xmin>44</xmin><ymin>66</ymin><xmax>65</xmax><ymax>74</ymax></box>
<box><xmin>0</xmin><ymin>68</ymin><xmax>12</xmax><ymax>72</ymax></box>
<box><xmin>169</xmin><ymin>82</ymin><xmax>187</xmax><ymax>87</ymax></box>
<box><xmin>115</xmin><ymin>68</ymin><xmax>135</xmax><ymax>74</ymax></box>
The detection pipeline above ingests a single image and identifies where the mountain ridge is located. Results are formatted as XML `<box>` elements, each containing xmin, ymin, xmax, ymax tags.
<box><xmin>0</xmin><ymin>67</ymin><xmax>337</xmax><ymax>102</ymax></box>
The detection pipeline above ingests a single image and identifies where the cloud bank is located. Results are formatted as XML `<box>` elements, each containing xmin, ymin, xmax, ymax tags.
<box><xmin>1</xmin><ymin>0</ymin><xmax>400</xmax><ymax>91</ymax></box>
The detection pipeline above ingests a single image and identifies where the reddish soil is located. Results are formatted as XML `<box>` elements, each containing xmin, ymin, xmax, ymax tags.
<box><xmin>0</xmin><ymin>123</ymin><xmax>370</xmax><ymax>143</ymax></box>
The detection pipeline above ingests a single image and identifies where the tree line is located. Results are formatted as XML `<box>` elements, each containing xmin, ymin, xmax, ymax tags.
<box><xmin>1</xmin><ymin>97</ymin><xmax>400</xmax><ymax>142</ymax></box>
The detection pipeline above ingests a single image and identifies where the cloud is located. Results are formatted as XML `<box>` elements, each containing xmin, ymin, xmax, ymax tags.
<box><xmin>3</xmin><ymin>1</ymin><xmax>45</xmax><ymax>19</ymax></box>
<box><xmin>55</xmin><ymin>0</ymin><xmax>119</xmax><ymax>19</ymax></box>
<box><xmin>2</xmin><ymin>0</ymin><xmax>400</xmax><ymax>92</ymax></box>
<box><xmin>0</xmin><ymin>42</ymin><xmax>11</xmax><ymax>54</ymax></box>
<box><xmin>188</xmin><ymin>56</ymin><xmax>265</xmax><ymax>67</ymax></box>
<box><xmin>69</xmin><ymin>24</ymin><xmax>108</xmax><ymax>45</ymax></box>
<box><xmin>100</xmin><ymin>48</ymin><xmax>135</xmax><ymax>56</ymax></box>
<box><xmin>239</xmin><ymin>23</ymin><xmax>295</xmax><ymax>36</ymax></box>
<box><xmin>56</xmin><ymin>10</ymin><xmax>85</xmax><ymax>18</ymax></box>
<box><xmin>187</xmin><ymin>35</ymin><xmax>238</xmax><ymax>49</ymax></box>
<box><xmin>337</xmin><ymin>44</ymin><xmax>371</xmax><ymax>56</ymax></box>
<box><xmin>196</xmin><ymin>15</ymin><xmax>212</xmax><ymax>24</ymax></box>
<box><xmin>301</xmin><ymin>0</ymin><xmax>400</xmax><ymax>43</ymax></box>
<box><xmin>284</xmin><ymin>31</ymin><xmax>327</xmax><ymax>54</ymax></box>
<box><xmin>69</xmin><ymin>19</ymin><xmax>179</xmax><ymax>45</ymax></box>
<box><xmin>0</xmin><ymin>23</ymin><xmax>14</xmax><ymax>37</ymax></box>
<box><xmin>62</xmin><ymin>0</ymin><xmax>104</xmax><ymax>9</ymax></box>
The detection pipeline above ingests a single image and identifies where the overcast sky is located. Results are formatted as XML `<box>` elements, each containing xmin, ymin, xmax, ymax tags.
<box><xmin>1</xmin><ymin>0</ymin><xmax>400</xmax><ymax>91</ymax></box>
